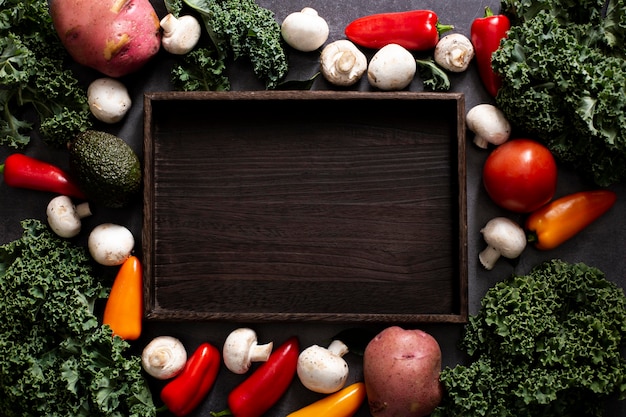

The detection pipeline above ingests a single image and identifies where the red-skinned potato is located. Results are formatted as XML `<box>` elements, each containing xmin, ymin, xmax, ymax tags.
<box><xmin>363</xmin><ymin>326</ymin><xmax>443</xmax><ymax>417</ymax></box>
<box><xmin>50</xmin><ymin>0</ymin><xmax>161</xmax><ymax>77</ymax></box>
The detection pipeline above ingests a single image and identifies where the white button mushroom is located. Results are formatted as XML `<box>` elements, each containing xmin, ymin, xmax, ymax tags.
<box><xmin>223</xmin><ymin>328</ymin><xmax>273</xmax><ymax>374</ymax></box>
<box><xmin>297</xmin><ymin>339</ymin><xmax>349</xmax><ymax>394</ymax></box>
<box><xmin>281</xmin><ymin>7</ymin><xmax>329</xmax><ymax>52</ymax></box>
<box><xmin>160</xmin><ymin>13</ymin><xmax>202</xmax><ymax>55</ymax></box>
<box><xmin>142</xmin><ymin>336</ymin><xmax>187</xmax><ymax>380</ymax></box>
<box><xmin>88</xmin><ymin>223</ymin><xmax>135</xmax><ymax>266</ymax></box>
<box><xmin>367</xmin><ymin>43</ymin><xmax>417</xmax><ymax>91</ymax></box>
<box><xmin>434</xmin><ymin>33</ymin><xmax>475</xmax><ymax>73</ymax></box>
<box><xmin>479</xmin><ymin>217</ymin><xmax>527</xmax><ymax>270</ymax></box>
<box><xmin>466</xmin><ymin>103</ymin><xmax>512</xmax><ymax>149</ymax></box>
<box><xmin>46</xmin><ymin>196</ymin><xmax>92</xmax><ymax>238</ymax></box>
<box><xmin>87</xmin><ymin>78</ymin><xmax>132</xmax><ymax>124</ymax></box>
<box><xmin>320</xmin><ymin>40</ymin><xmax>368</xmax><ymax>87</ymax></box>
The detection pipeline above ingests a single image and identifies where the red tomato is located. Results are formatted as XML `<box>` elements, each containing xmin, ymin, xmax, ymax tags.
<box><xmin>482</xmin><ymin>139</ymin><xmax>557</xmax><ymax>213</ymax></box>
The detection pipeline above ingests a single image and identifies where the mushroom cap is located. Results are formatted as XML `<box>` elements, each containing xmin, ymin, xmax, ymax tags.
<box><xmin>466</xmin><ymin>103</ymin><xmax>511</xmax><ymax>149</ymax></box>
<box><xmin>320</xmin><ymin>40</ymin><xmax>367</xmax><ymax>86</ymax></box>
<box><xmin>281</xmin><ymin>7</ymin><xmax>329</xmax><ymax>52</ymax></box>
<box><xmin>88</xmin><ymin>223</ymin><xmax>135</xmax><ymax>266</ymax></box>
<box><xmin>481</xmin><ymin>217</ymin><xmax>527</xmax><ymax>258</ymax></box>
<box><xmin>160</xmin><ymin>14</ymin><xmax>201</xmax><ymax>55</ymax></box>
<box><xmin>141</xmin><ymin>336</ymin><xmax>187</xmax><ymax>380</ymax></box>
<box><xmin>297</xmin><ymin>343</ymin><xmax>349</xmax><ymax>393</ymax></box>
<box><xmin>367</xmin><ymin>43</ymin><xmax>416</xmax><ymax>91</ymax></box>
<box><xmin>46</xmin><ymin>195</ymin><xmax>82</xmax><ymax>238</ymax></box>
<box><xmin>434</xmin><ymin>33</ymin><xmax>474</xmax><ymax>72</ymax></box>
<box><xmin>87</xmin><ymin>78</ymin><xmax>132</xmax><ymax>124</ymax></box>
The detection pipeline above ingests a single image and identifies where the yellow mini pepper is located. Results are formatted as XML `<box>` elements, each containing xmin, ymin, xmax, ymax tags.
<box><xmin>286</xmin><ymin>381</ymin><xmax>366</xmax><ymax>417</ymax></box>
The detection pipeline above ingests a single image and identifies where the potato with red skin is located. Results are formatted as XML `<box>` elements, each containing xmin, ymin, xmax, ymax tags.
<box><xmin>50</xmin><ymin>0</ymin><xmax>161</xmax><ymax>77</ymax></box>
<box><xmin>363</xmin><ymin>326</ymin><xmax>443</xmax><ymax>417</ymax></box>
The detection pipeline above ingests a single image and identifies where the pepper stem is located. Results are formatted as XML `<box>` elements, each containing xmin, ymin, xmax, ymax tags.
<box><xmin>436</xmin><ymin>22</ymin><xmax>454</xmax><ymax>35</ymax></box>
<box><xmin>210</xmin><ymin>409</ymin><xmax>233</xmax><ymax>417</ymax></box>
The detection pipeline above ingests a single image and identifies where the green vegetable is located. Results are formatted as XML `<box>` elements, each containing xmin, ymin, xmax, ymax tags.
<box><xmin>0</xmin><ymin>219</ymin><xmax>156</xmax><ymax>417</ymax></box>
<box><xmin>0</xmin><ymin>0</ymin><xmax>92</xmax><ymax>149</ymax></box>
<box><xmin>416</xmin><ymin>58</ymin><xmax>451</xmax><ymax>91</ymax></box>
<box><xmin>166</xmin><ymin>0</ymin><xmax>289</xmax><ymax>90</ymax></box>
<box><xmin>492</xmin><ymin>0</ymin><xmax>626</xmax><ymax>186</ymax></box>
<box><xmin>68</xmin><ymin>130</ymin><xmax>142</xmax><ymax>208</ymax></box>
<box><xmin>432</xmin><ymin>259</ymin><xmax>626</xmax><ymax>417</ymax></box>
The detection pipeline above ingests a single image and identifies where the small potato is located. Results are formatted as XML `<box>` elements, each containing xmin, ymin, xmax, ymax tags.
<box><xmin>363</xmin><ymin>326</ymin><xmax>444</xmax><ymax>417</ymax></box>
<box><xmin>50</xmin><ymin>0</ymin><xmax>161</xmax><ymax>77</ymax></box>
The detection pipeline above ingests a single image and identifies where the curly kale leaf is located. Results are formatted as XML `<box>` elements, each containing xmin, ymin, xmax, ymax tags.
<box><xmin>171</xmin><ymin>47</ymin><xmax>231</xmax><ymax>91</ymax></box>
<box><xmin>168</xmin><ymin>0</ymin><xmax>288</xmax><ymax>90</ymax></box>
<box><xmin>0</xmin><ymin>219</ymin><xmax>156</xmax><ymax>417</ymax></box>
<box><xmin>416</xmin><ymin>58</ymin><xmax>451</xmax><ymax>91</ymax></box>
<box><xmin>492</xmin><ymin>1</ymin><xmax>626</xmax><ymax>186</ymax></box>
<box><xmin>433</xmin><ymin>259</ymin><xmax>626</xmax><ymax>417</ymax></box>
<box><xmin>0</xmin><ymin>0</ymin><xmax>92</xmax><ymax>149</ymax></box>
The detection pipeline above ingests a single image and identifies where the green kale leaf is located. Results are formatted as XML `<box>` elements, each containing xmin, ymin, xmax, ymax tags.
<box><xmin>0</xmin><ymin>219</ymin><xmax>156</xmax><ymax>417</ymax></box>
<box><xmin>0</xmin><ymin>0</ymin><xmax>92</xmax><ymax>149</ymax></box>
<box><xmin>492</xmin><ymin>0</ymin><xmax>626</xmax><ymax>186</ymax></box>
<box><xmin>167</xmin><ymin>0</ymin><xmax>289</xmax><ymax>90</ymax></box>
<box><xmin>433</xmin><ymin>259</ymin><xmax>626</xmax><ymax>417</ymax></box>
<box><xmin>416</xmin><ymin>58</ymin><xmax>451</xmax><ymax>91</ymax></box>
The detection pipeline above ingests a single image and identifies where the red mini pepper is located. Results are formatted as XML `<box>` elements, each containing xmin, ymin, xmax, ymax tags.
<box><xmin>525</xmin><ymin>190</ymin><xmax>617</xmax><ymax>250</ymax></box>
<box><xmin>0</xmin><ymin>153</ymin><xmax>85</xmax><ymax>199</ymax></box>
<box><xmin>345</xmin><ymin>10</ymin><xmax>453</xmax><ymax>51</ymax></box>
<box><xmin>227</xmin><ymin>336</ymin><xmax>299</xmax><ymax>417</ymax></box>
<box><xmin>470</xmin><ymin>7</ymin><xmax>511</xmax><ymax>97</ymax></box>
<box><xmin>161</xmin><ymin>342</ymin><xmax>221</xmax><ymax>417</ymax></box>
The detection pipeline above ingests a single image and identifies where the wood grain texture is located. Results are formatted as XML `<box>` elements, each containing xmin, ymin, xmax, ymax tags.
<box><xmin>143</xmin><ymin>91</ymin><xmax>467</xmax><ymax>322</ymax></box>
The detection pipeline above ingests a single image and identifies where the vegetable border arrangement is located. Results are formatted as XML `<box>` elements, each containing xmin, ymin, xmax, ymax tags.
<box><xmin>492</xmin><ymin>0</ymin><xmax>626</xmax><ymax>187</ymax></box>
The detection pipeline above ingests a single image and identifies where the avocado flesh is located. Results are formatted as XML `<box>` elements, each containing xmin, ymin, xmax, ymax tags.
<box><xmin>69</xmin><ymin>130</ymin><xmax>141</xmax><ymax>208</ymax></box>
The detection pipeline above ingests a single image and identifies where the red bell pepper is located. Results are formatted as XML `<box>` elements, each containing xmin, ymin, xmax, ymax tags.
<box><xmin>470</xmin><ymin>7</ymin><xmax>511</xmax><ymax>97</ymax></box>
<box><xmin>0</xmin><ymin>153</ymin><xmax>85</xmax><ymax>199</ymax></box>
<box><xmin>345</xmin><ymin>10</ymin><xmax>453</xmax><ymax>51</ymax></box>
<box><xmin>525</xmin><ymin>190</ymin><xmax>617</xmax><ymax>250</ymax></box>
<box><xmin>226</xmin><ymin>336</ymin><xmax>299</xmax><ymax>417</ymax></box>
<box><xmin>161</xmin><ymin>342</ymin><xmax>221</xmax><ymax>417</ymax></box>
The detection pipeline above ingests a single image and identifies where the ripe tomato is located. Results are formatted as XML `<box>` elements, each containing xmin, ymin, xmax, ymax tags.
<box><xmin>482</xmin><ymin>139</ymin><xmax>557</xmax><ymax>213</ymax></box>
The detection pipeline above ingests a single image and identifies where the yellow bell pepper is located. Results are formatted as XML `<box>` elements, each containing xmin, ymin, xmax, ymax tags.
<box><xmin>286</xmin><ymin>382</ymin><xmax>366</xmax><ymax>417</ymax></box>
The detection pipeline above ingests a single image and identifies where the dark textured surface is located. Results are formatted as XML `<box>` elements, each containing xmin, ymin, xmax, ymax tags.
<box><xmin>143</xmin><ymin>91</ymin><xmax>467</xmax><ymax>322</ymax></box>
<box><xmin>0</xmin><ymin>1</ymin><xmax>624</xmax><ymax>416</ymax></box>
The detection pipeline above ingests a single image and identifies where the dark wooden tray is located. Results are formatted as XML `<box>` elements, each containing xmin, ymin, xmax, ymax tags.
<box><xmin>143</xmin><ymin>91</ymin><xmax>467</xmax><ymax>323</ymax></box>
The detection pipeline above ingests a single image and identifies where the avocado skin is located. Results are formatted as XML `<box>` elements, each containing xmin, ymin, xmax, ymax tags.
<box><xmin>69</xmin><ymin>130</ymin><xmax>141</xmax><ymax>208</ymax></box>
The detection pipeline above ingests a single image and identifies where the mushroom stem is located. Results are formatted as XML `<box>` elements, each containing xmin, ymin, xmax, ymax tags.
<box><xmin>478</xmin><ymin>245</ymin><xmax>503</xmax><ymax>270</ymax></box>
<box><xmin>75</xmin><ymin>202</ymin><xmax>92</xmax><ymax>219</ymax></box>
<box><xmin>249</xmin><ymin>342</ymin><xmax>273</xmax><ymax>363</ymax></box>
<box><xmin>327</xmin><ymin>339</ymin><xmax>349</xmax><ymax>357</ymax></box>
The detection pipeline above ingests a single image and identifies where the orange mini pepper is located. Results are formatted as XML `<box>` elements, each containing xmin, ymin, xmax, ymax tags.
<box><xmin>525</xmin><ymin>190</ymin><xmax>616</xmax><ymax>250</ymax></box>
<box><xmin>102</xmin><ymin>255</ymin><xmax>143</xmax><ymax>340</ymax></box>
<box><xmin>286</xmin><ymin>382</ymin><xmax>366</xmax><ymax>417</ymax></box>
